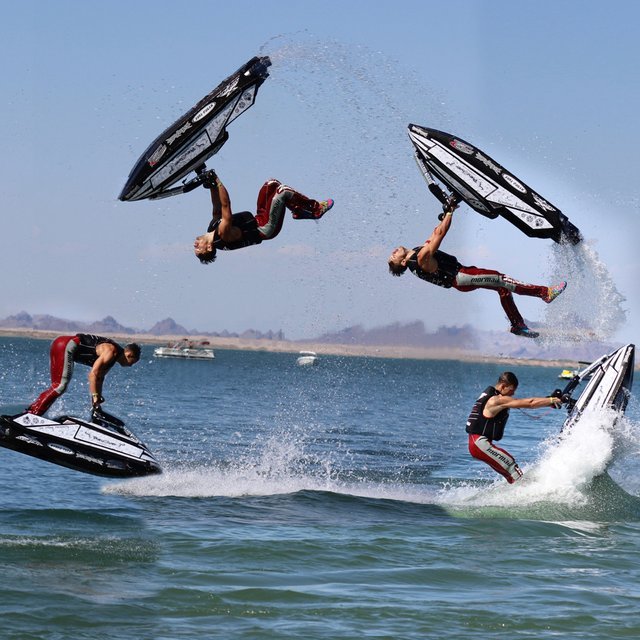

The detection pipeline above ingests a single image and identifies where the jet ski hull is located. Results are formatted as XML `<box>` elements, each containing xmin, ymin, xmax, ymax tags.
<box><xmin>408</xmin><ymin>124</ymin><xmax>582</xmax><ymax>245</ymax></box>
<box><xmin>119</xmin><ymin>56</ymin><xmax>271</xmax><ymax>202</ymax></box>
<box><xmin>561</xmin><ymin>344</ymin><xmax>635</xmax><ymax>432</ymax></box>
<box><xmin>0</xmin><ymin>412</ymin><xmax>162</xmax><ymax>478</ymax></box>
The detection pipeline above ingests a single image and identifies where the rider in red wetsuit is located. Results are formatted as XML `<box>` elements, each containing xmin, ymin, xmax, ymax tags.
<box><xmin>28</xmin><ymin>334</ymin><xmax>141</xmax><ymax>416</ymax></box>
<box><xmin>193</xmin><ymin>171</ymin><xmax>334</xmax><ymax>264</ymax></box>
<box><xmin>387</xmin><ymin>202</ymin><xmax>567</xmax><ymax>338</ymax></box>
<box><xmin>466</xmin><ymin>371</ymin><xmax>563</xmax><ymax>483</ymax></box>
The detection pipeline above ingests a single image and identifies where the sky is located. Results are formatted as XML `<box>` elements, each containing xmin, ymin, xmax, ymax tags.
<box><xmin>1</xmin><ymin>0</ymin><xmax>638</xmax><ymax>343</ymax></box>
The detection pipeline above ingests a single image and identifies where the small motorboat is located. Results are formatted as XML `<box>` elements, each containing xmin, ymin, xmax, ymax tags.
<box><xmin>154</xmin><ymin>340</ymin><xmax>214</xmax><ymax>360</ymax></box>
<box><xmin>296</xmin><ymin>351</ymin><xmax>318</xmax><ymax>366</ymax></box>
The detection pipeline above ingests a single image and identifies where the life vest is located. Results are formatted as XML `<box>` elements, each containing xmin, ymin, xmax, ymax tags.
<box><xmin>407</xmin><ymin>247</ymin><xmax>461</xmax><ymax>288</ymax></box>
<box><xmin>465</xmin><ymin>386</ymin><xmax>510</xmax><ymax>441</ymax></box>
<box><xmin>208</xmin><ymin>211</ymin><xmax>263</xmax><ymax>251</ymax></box>
<box><xmin>74</xmin><ymin>334</ymin><xmax>123</xmax><ymax>367</ymax></box>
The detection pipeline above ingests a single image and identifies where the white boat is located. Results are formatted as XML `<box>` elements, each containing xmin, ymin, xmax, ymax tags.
<box><xmin>296</xmin><ymin>351</ymin><xmax>318</xmax><ymax>366</ymax></box>
<box><xmin>153</xmin><ymin>341</ymin><xmax>215</xmax><ymax>360</ymax></box>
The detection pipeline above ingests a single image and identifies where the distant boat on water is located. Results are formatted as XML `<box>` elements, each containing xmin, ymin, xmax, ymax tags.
<box><xmin>154</xmin><ymin>340</ymin><xmax>215</xmax><ymax>360</ymax></box>
<box><xmin>558</xmin><ymin>360</ymin><xmax>591</xmax><ymax>379</ymax></box>
<box><xmin>296</xmin><ymin>351</ymin><xmax>318</xmax><ymax>366</ymax></box>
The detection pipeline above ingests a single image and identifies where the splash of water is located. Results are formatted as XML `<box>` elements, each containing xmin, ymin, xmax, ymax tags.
<box><xmin>106</xmin><ymin>407</ymin><xmax>638</xmax><ymax>521</ymax></box>
<box><xmin>440</xmin><ymin>407</ymin><xmax>639</xmax><ymax>514</ymax></box>
<box><xmin>258</xmin><ymin>35</ymin><xmax>454</xmax><ymax>247</ymax></box>
<box><xmin>541</xmin><ymin>241</ymin><xmax>626</xmax><ymax>343</ymax></box>
<box><xmin>105</xmin><ymin>427</ymin><xmax>433</xmax><ymax>502</ymax></box>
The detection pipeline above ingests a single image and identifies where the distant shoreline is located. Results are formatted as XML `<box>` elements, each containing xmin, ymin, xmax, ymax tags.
<box><xmin>0</xmin><ymin>327</ymin><xmax>583</xmax><ymax>369</ymax></box>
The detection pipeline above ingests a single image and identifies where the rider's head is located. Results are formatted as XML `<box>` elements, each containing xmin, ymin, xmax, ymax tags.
<box><xmin>387</xmin><ymin>246</ymin><xmax>409</xmax><ymax>276</ymax></box>
<box><xmin>194</xmin><ymin>234</ymin><xmax>217</xmax><ymax>264</ymax></box>
<box><xmin>496</xmin><ymin>371</ymin><xmax>519</xmax><ymax>395</ymax></box>
<box><xmin>122</xmin><ymin>343</ymin><xmax>141</xmax><ymax>366</ymax></box>
<box><xmin>196</xmin><ymin>249</ymin><xmax>217</xmax><ymax>264</ymax></box>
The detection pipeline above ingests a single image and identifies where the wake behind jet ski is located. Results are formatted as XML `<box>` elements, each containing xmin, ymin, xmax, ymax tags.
<box><xmin>0</xmin><ymin>408</ymin><xmax>161</xmax><ymax>478</ymax></box>
<box><xmin>408</xmin><ymin>124</ymin><xmax>582</xmax><ymax>245</ymax></box>
<box><xmin>119</xmin><ymin>55</ymin><xmax>271</xmax><ymax>202</ymax></box>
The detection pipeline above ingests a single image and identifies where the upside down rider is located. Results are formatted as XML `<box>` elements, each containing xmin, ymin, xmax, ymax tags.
<box><xmin>193</xmin><ymin>170</ymin><xmax>334</xmax><ymax>264</ymax></box>
<box><xmin>387</xmin><ymin>200</ymin><xmax>567</xmax><ymax>338</ymax></box>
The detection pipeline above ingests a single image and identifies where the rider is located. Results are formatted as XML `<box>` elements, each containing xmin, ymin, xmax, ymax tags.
<box><xmin>387</xmin><ymin>200</ymin><xmax>567</xmax><ymax>338</ymax></box>
<box><xmin>466</xmin><ymin>371</ymin><xmax>563</xmax><ymax>483</ymax></box>
<box><xmin>28</xmin><ymin>334</ymin><xmax>141</xmax><ymax>416</ymax></box>
<box><xmin>193</xmin><ymin>170</ymin><xmax>334</xmax><ymax>264</ymax></box>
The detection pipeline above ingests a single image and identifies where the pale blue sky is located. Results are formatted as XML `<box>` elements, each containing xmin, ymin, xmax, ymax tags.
<box><xmin>1</xmin><ymin>0</ymin><xmax>638</xmax><ymax>343</ymax></box>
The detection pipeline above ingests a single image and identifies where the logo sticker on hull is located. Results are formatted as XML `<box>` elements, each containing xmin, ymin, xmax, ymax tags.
<box><xmin>532</xmin><ymin>193</ymin><xmax>556</xmax><ymax>212</ymax></box>
<box><xmin>192</xmin><ymin>102</ymin><xmax>217</xmax><ymax>123</ymax></box>
<box><xmin>166</xmin><ymin>121</ymin><xmax>193</xmax><ymax>146</ymax></box>
<box><xmin>503</xmin><ymin>173</ymin><xmax>527</xmax><ymax>193</ymax></box>
<box><xmin>450</xmin><ymin>139</ymin><xmax>475</xmax><ymax>155</ymax></box>
<box><xmin>47</xmin><ymin>442</ymin><xmax>75</xmax><ymax>455</ymax></box>
<box><xmin>148</xmin><ymin>144</ymin><xmax>167</xmax><ymax>167</ymax></box>
<box><xmin>217</xmin><ymin>77</ymin><xmax>240</xmax><ymax>98</ymax></box>
<box><xmin>475</xmin><ymin>153</ymin><xmax>501</xmax><ymax>175</ymax></box>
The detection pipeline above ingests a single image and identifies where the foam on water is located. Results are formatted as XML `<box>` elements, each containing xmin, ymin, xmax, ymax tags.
<box><xmin>104</xmin><ymin>429</ymin><xmax>432</xmax><ymax>503</ymax></box>
<box><xmin>106</xmin><ymin>405</ymin><xmax>640</xmax><ymax>522</ymax></box>
<box><xmin>438</xmin><ymin>407</ymin><xmax>640</xmax><ymax>515</ymax></box>
<box><xmin>105</xmin><ymin>468</ymin><xmax>435</xmax><ymax>505</ymax></box>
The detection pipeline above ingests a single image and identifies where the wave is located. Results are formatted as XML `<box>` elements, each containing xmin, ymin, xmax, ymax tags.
<box><xmin>105</xmin><ymin>407</ymin><xmax>640</xmax><ymax>522</ymax></box>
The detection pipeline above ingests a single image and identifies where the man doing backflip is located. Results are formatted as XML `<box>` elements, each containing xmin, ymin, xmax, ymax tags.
<box><xmin>387</xmin><ymin>201</ymin><xmax>567</xmax><ymax>337</ymax></box>
<box><xmin>193</xmin><ymin>170</ymin><xmax>334</xmax><ymax>264</ymax></box>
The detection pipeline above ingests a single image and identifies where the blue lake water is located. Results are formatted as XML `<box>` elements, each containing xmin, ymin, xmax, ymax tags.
<box><xmin>1</xmin><ymin>336</ymin><xmax>639</xmax><ymax>639</ymax></box>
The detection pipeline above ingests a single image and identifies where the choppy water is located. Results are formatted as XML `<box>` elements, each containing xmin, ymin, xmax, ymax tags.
<box><xmin>1</xmin><ymin>336</ymin><xmax>639</xmax><ymax>639</ymax></box>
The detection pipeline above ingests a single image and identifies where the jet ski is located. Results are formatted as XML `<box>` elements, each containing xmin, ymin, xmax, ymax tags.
<box><xmin>557</xmin><ymin>343</ymin><xmax>635</xmax><ymax>432</ymax></box>
<box><xmin>0</xmin><ymin>408</ymin><xmax>161</xmax><ymax>478</ymax></box>
<box><xmin>408</xmin><ymin>124</ymin><xmax>583</xmax><ymax>245</ymax></box>
<box><xmin>119</xmin><ymin>55</ymin><xmax>271</xmax><ymax>202</ymax></box>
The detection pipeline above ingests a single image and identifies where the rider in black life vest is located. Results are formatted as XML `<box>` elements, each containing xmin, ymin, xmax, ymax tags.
<box><xmin>193</xmin><ymin>171</ymin><xmax>334</xmax><ymax>264</ymax></box>
<box><xmin>28</xmin><ymin>334</ymin><xmax>141</xmax><ymax>416</ymax></box>
<box><xmin>387</xmin><ymin>201</ymin><xmax>567</xmax><ymax>338</ymax></box>
<box><xmin>466</xmin><ymin>371</ymin><xmax>563</xmax><ymax>483</ymax></box>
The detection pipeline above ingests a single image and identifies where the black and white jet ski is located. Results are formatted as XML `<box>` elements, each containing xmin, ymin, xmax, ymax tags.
<box><xmin>119</xmin><ymin>55</ymin><xmax>271</xmax><ymax>202</ymax></box>
<box><xmin>557</xmin><ymin>343</ymin><xmax>635</xmax><ymax>432</ymax></box>
<box><xmin>408</xmin><ymin>124</ymin><xmax>582</xmax><ymax>245</ymax></box>
<box><xmin>0</xmin><ymin>408</ymin><xmax>161</xmax><ymax>478</ymax></box>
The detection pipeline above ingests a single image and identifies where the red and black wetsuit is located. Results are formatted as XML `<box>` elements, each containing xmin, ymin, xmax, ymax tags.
<box><xmin>207</xmin><ymin>179</ymin><xmax>322</xmax><ymax>251</ymax></box>
<box><xmin>28</xmin><ymin>334</ymin><xmax>123</xmax><ymax>416</ymax></box>
<box><xmin>407</xmin><ymin>248</ymin><xmax>548</xmax><ymax>330</ymax></box>
<box><xmin>465</xmin><ymin>386</ymin><xmax>523</xmax><ymax>483</ymax></box>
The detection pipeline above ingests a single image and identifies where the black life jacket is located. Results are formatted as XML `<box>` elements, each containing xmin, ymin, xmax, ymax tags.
<box><xmin>406</xmin><ymin>247</ymin><xmax>461</xmax><ymax>288</ymax></box>
<box><xmin>74</xmin><ymin>334</ymin><xmax>123</xmax><ymax>367</ymax></box>
<box><xmin>465</xmin><ymin>386</ymin><xmax>510</xmax><ymax>441</ymax></box>
<box><xmin>207</xmin><ymin>211</ymin><xmax>263</xmax><ymax>251</ymax></box>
